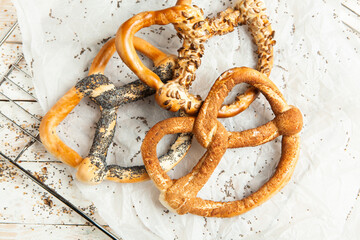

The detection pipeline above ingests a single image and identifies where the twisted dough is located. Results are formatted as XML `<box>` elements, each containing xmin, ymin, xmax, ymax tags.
<box><xmin>116</xmin><ymin>0</ymin><xmax>275</xmax><ymax>116</ymax></box>
<box><xmin>142</xmin><ymin>67</ymin><xmax>302</xmax><ymax>217</ymax></box>
<box><xmin>39</xmin><ymin>37</ymin><xmax>192</xmax><ymax>184</ymax></box>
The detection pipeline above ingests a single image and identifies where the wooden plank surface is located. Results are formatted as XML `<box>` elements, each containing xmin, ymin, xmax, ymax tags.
<box><xmin>0</xmin><ymin>0</ymin><xmax>23</xmax><ymax>65</ymax></box>
<box><xmin>0</xmin><ymin>223</ymin><xmax>112</xmax><ymax>240</ymax></box>
<box><xmin>0</xmin><ymin>1</ymin><xmax>117</xmax><ymax>239</ymax></box>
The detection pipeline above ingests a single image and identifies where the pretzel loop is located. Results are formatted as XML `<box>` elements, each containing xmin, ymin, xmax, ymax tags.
<box><xmin>142</xmin><ymin>67</ymin><xmax>302</xmax><ymax>217</ymax></box>
<box><xmin>116</xmin><ymin>5</ymin><xmax>198</xmax><ymax>90</ymax></box>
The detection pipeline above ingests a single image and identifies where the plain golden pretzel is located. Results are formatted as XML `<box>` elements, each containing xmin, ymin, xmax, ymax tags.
<box><xmin>142</xmin><ymin>67</ymin><xmax>302</xmax><ymax>217</ymax></box>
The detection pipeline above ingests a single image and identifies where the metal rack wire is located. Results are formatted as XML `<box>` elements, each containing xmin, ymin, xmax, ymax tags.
<box><xmin>0</xmin><ymin>22</ymin><xmax>120</xmax><ymax>240</ymax></box>
<box><xmin>342</xmin><ymin>0</ymin><xmax>360</xmax><ymax>34</ymax></box>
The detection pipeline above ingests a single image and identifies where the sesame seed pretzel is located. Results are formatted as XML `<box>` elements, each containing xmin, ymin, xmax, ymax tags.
<box><xmin>141</xmin><ymin>67</ymin><xmax>302</xmax><ymax>217</ymax></box>
<box><xmin>39</xmin><ymin>37</ymin><xmax>192</xmax><ymax>184</ymax></box>
<box><xmin>116</xmin><ymin>0</ymin><xmax>275</xmax><ymax>116</ymax></box>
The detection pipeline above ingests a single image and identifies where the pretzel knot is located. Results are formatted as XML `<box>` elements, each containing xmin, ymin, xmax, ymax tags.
<box><xmin>117</xmin><ymin>0</ymin><xmax>275</xmax><ymax>117</ymax></box>
<box><xmin>39</xmin><ymin>38</ymin><xmax>192</xmax><ymax>184</ymax></box>
<box><xmin>141</xmin><ymin>67</ymin><xmax>302</xmax><ymax>217</ymax></box>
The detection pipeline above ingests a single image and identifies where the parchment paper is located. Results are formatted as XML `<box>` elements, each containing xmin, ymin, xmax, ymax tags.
<box><xmin>12</xmin><ymin>0</ymin><xmax>360</xmax><ymax>239</ymax></box>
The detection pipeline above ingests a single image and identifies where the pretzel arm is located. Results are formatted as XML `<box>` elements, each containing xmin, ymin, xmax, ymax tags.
<box><xmin>116</xmin><ymin>6</ymin><xmax>191</xmax><ymax>90</ymax></box>
<box><xmin>106</xmin><ymin>165</ymin><xmax>148</xmax><ymax>183</ymax></box>
<box><xmin>217</xmin><ymin>0</ymin><xmax>275</xmax><ymax>117</ymax></box>
<box><xmin>40</xmin><ymin>37</ymin><xmax>173</xmax><ymax>168</ymax></box>
<box><xmin>177</xmin><ymin>134</ymin><xmax>300</xmax><ymax>217</ymax></box>
<box><xmin>107</xmin><ymin>130</ymin><xmax>192</xmax><ymax>183</ymax></box>
<box><xmin>207</xmin><ymin>8</ymin><xmax>243</xmax><ymax>36</ymax></box>
<box><xmin>76</xmin><ymin>105</ymin><xmax>118</xmax><ymax>183</ymax></box>
<box><xmin>133</xmin><ymin>37</ymin><xmax>173</xmax><ymax>67</ymax></box>
<box><xmin>217</xmin><ymin>87</ymin><xmax>258</xmax><ymax>118</ymax></box>
<box><xmin>170</xmin><ymin>6</ymin><xmax>245</xmax><ymax>89</ymax></box>
<box><xmin>39</xmin><ymin>87</ymin><xmax>84</xmax><ymax>167</ymax></box>
<box><xmin>164</xmin><ymin>122</ymin><xmax>228</xmax><ymax>207</ymax></box>
<box><xmin>142</xmin><ymin>117</ymin><xmax>195</xmax><ymax>190</ymax></box>
<box><xmin>87</xmin><ymin>107</ymin><xmax>118</xmax><ymax>161</ymax></box>
<box><xmin>227</xmin><ymin>107</ymin><xmax>302</xmax><ymax>148</ymax></box>
<box><xmin>176</xmin><ymin>0</ymin><xmax>192</xmax><ymax>5</ymax></box>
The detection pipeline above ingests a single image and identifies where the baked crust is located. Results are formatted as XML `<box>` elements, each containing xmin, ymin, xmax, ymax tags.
<box><xmin>142</xmin><ymin>67</ymin><xmax>302</xmax><ymax>217</ymax></box>
<box><xmin>116</xmin><ymin>0</ymin><xmax>275</xmax><ymax>116</ymax></box>
<box><xmin>39</xmin><ymin>37</ymin><xmax>192</xmax><ymax>184</ymax></box>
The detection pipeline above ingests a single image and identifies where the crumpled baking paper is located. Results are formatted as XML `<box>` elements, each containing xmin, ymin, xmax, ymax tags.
<box><xmin>12</xmin><ymin>0</ymin><xmax>360</xmax><ymax>239</ymax></box>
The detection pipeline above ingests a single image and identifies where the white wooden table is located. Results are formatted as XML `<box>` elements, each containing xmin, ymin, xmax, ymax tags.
<box><xmin>0</xmin><ymin>0</ymin><xmax>359</xmax><ymax>239</ymax></box>
<box><xmin>0</xmin><ymin>0</ymin><xmax>115</xmax><ymax>239</ymax></box>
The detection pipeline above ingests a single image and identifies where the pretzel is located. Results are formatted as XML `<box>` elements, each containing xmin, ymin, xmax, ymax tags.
<box><xmin>39</xmin><ymin>37</ymin><xmax>192</xmax><ymax>184</ymax></box>
<box><xmin>116</xmin><ymin>0</ymin><xmax>275</xmax><ymax>117</ymax></box>
<box><xmin>142</xmin><ymin>67</ymin><xmax>302</xmax><ymax>217</ymax></box>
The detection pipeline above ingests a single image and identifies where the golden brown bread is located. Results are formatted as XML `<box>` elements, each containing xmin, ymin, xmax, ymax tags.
<box><xmin>39</xmin><ymin>37</ymin><xmax>192</xmax><ymax>184</ymax></box>
<box><xmin>116</xmin><ymin>0</ymin><xmax>275</xmax><ymax>117</ymax></box>
<box><xmin>142</xmin><ymin>67</ymin><xmax>302</xmax><ymax>217</ymax></box>
<box><xmin>40</xmin><ymin>38</ymin><xmax>160</xmax><ymax>168</ymax></box>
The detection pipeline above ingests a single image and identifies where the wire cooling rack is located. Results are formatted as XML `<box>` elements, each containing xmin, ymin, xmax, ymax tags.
<box><xmin>0</xmin><ymin>21</ymin><xmax>120</xmax><ymax>240</ymax></box>
<box><xmin>0</xmin><ymin>2</ymin><xmax>358</xmax><ymax>240</ymax></box>
<box><xmin>342</xmin><ymin>0</ymin><xmax>360</xmax><ymax>34</ymax></box>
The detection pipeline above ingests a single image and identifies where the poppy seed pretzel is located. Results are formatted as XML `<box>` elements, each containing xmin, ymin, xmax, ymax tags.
<box><xmin>116</xmin><ymin>0</ymin><xmax>275</xmax><ymax>116</ymax></box>
<box><xmin>39</xmin><ymin>37</ymin><xmax>192</xmax><ymax>184</ymax></box>
<box><xmin>141</xmin><ymin>67</ymin><xmax>302</xmax><ymax>217</ymax></box>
